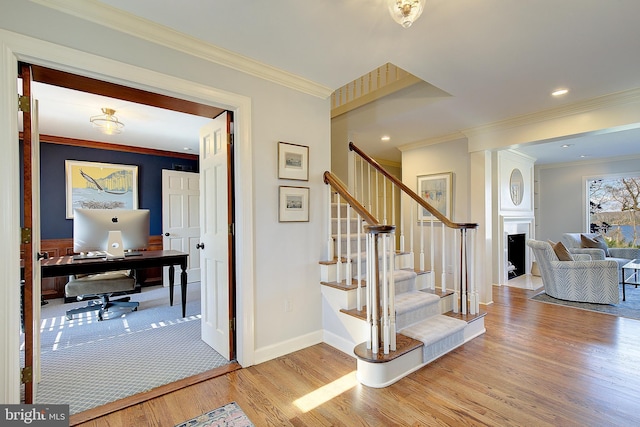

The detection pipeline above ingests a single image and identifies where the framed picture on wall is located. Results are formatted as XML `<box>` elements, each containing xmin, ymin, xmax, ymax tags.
<box><xmin>279</xmin><ymin>186</ymin><xmax>310</xmax><ymax>222</ymax></box>
<box><xmin>65</xmin><ymin>160</ymin><xmax>138</xmax><ymax>218</ymax></box>
<box><xmin>278</xmin><ymin>141</ymin><xmax>309</xmax><ymax>181</ymax></box>
<box><xmin>417</xmin><ymin>172</ymin><xmax>452</xmax><ymax>221</ymax></box>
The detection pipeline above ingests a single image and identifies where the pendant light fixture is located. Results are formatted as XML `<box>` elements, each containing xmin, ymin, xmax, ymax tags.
<box><xmin>90</xmin><ymin>107</ymin><xmax>124</xmax><ymax>135</ymax></box>
<box><xmin>388</xmin><ymin>0</ymin><xmax>425</xmax><ymax>28</ymax></box>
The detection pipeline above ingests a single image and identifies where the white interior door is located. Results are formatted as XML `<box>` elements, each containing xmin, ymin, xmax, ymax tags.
<box><xmin>199</xmin><ymin>112</ymin><xmax>233</xmax><ymax>359</ymax></box>
<box><xmin>162</xmin><ymin>170</ymin><xmax>201</xmax><ymax>284</ymax></box>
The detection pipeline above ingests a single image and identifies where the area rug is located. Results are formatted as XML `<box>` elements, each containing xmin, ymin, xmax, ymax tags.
<box><xmin>531</xmin><ymin>284</ymin><xmax>640</xmax><ymax>320</ymax></box>
<box><xmin>175</xmin><ymin>402</ymin><xmax>254</xmax><ymax>427</ymax></box>
<box><xmin>23</xmin><ymin>283</ymin><xmax>231</xmax><ymax>415</ymax></box>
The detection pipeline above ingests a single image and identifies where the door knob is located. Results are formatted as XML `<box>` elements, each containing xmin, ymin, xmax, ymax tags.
<box><xmin>196</xmin><ymin>243</ymin><xmax>205</xmax><ymax>249</ymax></box>
<box><xmin>165</xmin><ymin>232</ymin><xmax>170</xmax><ymax>236</ymax></box>
<box><xmin>37</xmin><ymin>252</ymin><xmax>49</xmax><ymax>261</ymax></box>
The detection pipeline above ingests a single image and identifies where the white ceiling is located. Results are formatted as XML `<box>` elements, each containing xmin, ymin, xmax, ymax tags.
<box><xmin>30</xmin><ymin>0</ymin><xmax>640</xmax><ymax>164</ymax></box>
<box><xmin>29</xmin><ymin>82</ymin><xmax>212</xmax><ymax>153</ymax></box>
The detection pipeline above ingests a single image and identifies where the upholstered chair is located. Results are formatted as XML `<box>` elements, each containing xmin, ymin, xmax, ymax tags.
<box><xmin>527</xmin><ymin>239</ymin><xmax>619</xmax><ymax>304</ymax></box>
<box><xmin>561</xmin><ymin>233</ymin><xmax>640</xmax><ymax>282</ymax></box>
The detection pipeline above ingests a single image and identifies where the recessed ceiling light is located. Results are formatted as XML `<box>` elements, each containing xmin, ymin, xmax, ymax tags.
<box><xmin>580</xmin><ymin>154</ymin><xmax>589</xmax><ymax>158</ymax></box>
<box><xmin>184</xmin><ymin>147</ymin><xmax>193</xmax><ymax>151</ymax></box>
<box><xmin>552</xmin><ymin>88</ymin><xmax>569</xmax><ymax>97</ymax></box>
<box><xmin>381</xmin><ymin>135</ymin><xmax>391</xmax><ymax>142</ymax></box>
<box><xmin>561</xmin><ymin>144</ymin><xmax>573</xmax><ymax>148</ymax></box>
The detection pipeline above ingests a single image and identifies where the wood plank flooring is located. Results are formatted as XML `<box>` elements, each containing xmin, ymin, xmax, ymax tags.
<box><xmin>74</xmin><ymin>285</ymin><xmax>640</xmax><ymax>426</ymax></box>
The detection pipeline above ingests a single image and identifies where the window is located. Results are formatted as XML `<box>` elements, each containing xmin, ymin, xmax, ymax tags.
<box><xmin>588</xmin><ymin>174</ymin><xmax>640</xmax><ymax>247</ymax></box>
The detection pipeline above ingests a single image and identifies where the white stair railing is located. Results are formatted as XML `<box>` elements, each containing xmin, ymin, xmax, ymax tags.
<box><xmin>348</xmin><ymin>142</ymin><xmax>479</xmax><ymax>315</ymax></box>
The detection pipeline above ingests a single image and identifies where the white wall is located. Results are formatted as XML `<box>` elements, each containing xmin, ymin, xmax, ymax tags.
<box><xmin>401</xmin><ymin>138</ymin><xmax>472</xmax><ymax>289</ymax></box>
<box><xmin>536</xmin><ymin>156</ymin><xmax>640</xmax><ymax>242</ymax></box>
<box><xmin>0</xmin><ymin>1</ymin><xmax>330</xmax><ymax>402</ymax></box>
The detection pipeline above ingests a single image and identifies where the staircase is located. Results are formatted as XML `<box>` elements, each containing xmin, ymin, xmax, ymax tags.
<box><xmin>320</xmin><ymin>144</ymin><xmax>485</xmax><ymax>388</ymax></box>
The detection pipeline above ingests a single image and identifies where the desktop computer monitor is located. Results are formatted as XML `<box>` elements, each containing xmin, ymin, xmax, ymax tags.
<box><xmin>73</xmin><ymin>208</ymin><xmax>150</xmax><ymax>253</ymax></box>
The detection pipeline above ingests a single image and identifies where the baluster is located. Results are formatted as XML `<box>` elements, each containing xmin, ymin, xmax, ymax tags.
<box><xmin>441</xmin><ymin>222</ymin><xmax>446</xmax><ymax>294</ymax></box>
<box><xmin>382</xmin><ymin>233</ymin><xmax>389</xmax><ymax>354</ymax></box>
<box><xmin>469</xmin><ymin>228</ymin><xmax>477</xmax><ymax>314</ymax></box>
<box><xmin>359</xmin><ymin>157</ymin><xmax>364</xmax><ymax>207</ymax></box>
<box><xmin>391</xmin><ymin>184</ymin><xmax>395</xmax><ymax>232</ymax></box>
<box><xmin>454</xmin><ymin>230</ymin><xmax>460</xmax><ymax>313</ymax></box>
<box><xmin>383</xmin><ymin>175</ymin><xmax>387</xmax><ymax>224</ymax></box>
<box><xmin>345</xmin><ymin>202</ymin><xmax>352</xmax><ymax>287</ymax></box>
<box><xmin>399</xmin><ymin>190</ymin><xmax>405</xmax><ymax>252</ymax></box>
<box><xmin>430</xmin><ymin>216</ymin><xmax>435</xmax><ymax>290</ymax></box>
<box><xmin>327</xmin><ymin>187</ymin><xmax>334</xmax><ymax>261</ymax></box>
<box><xmin>335</xmin><ymin>192</ymin><xmax>342</xmax><ymax>284</ymax></box>
<box><xmin>370</xmin><ymin>233</ymin><xmax>379</xmax><ymax>353</ymax></box>
<box><xmin>389</xmin><ymin>231</ymin><xmax>397</xmax><ymax>351</ymax></box>
<box><xmin>365</xmin><ymin>232</ymin><xmax>372</xmax><ymax>350</ymax></box>
<box><xmin>461</xmin><ymin>229</ymin><xmax>468</xmax><ymax>315</ymax></box>
<box><xmin>375</xmin><ymin>171</ymin><xmax>380</xmax><ymax>219</ymax></box>
<box><xmin>420</xmin><ymin>214</ymin><xmax>425</xmax><ymax>271</ymax></box>
<box><xmin>357</xmin><ymin>214</ymin><xmax>363</xmax><ymax>311</ymax></box>
<box><xmin>410</xmin><ymin>199</ymin><xmax>415</xmax><ymax>269</ymax></box>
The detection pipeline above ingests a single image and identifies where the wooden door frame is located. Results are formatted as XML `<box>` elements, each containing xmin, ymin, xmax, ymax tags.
<box><xmin>0</xmin><ymin>29</ymin><xmax>256</xmax><ymax>403</ymax></box>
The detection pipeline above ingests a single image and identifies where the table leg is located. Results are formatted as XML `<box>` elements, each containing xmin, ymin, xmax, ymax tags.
<box><xmin>168</xmin><ymin>265</ymin><xmax>175</xmax><ymax>306</ymax></box>
<box><xmin>622</xmin><ymin>268</ymin><xmax>627</xmax><ymax>302</ymax></box>
<box><xmin>181</xmin><ymin>262</ymin><xmax>188</xmax><ymax>318</ymax></box>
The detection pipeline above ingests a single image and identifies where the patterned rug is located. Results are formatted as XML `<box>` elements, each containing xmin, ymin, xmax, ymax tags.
<box><xmin>531</xmin><ymin>283</ymin><xmax>640</xmax><ymax>320</ymax></box>
<box><xmin>175</xmin><ymin>402</ymin><xmax>253</xmax><ymax>427</ymax></box>
<box><xmin>23</xmin><ymin>283</ymin><xmax>231</xmax><ymax>414</ymax></box>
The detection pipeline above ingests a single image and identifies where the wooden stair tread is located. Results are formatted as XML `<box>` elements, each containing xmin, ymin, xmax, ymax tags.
<box><xmin>420</xmin><ymin>288</ymin><xmax>454</xmax><ymax>298</ymax></box>
<box><xmin>321</xmin><ymin>278</ymin><xmax>366</xmax><ymax>291</ymax></box>
<box><xmin>341</xmin><ymin>305</ymin><xmax>479</xmax><ymax>323</ymax></box>
<box><xmin>443</xmin><ymin>309</ymin><xmax>487</xmax><ymax>323</ymax></box>
<box><xmin>354</xmin><ymin>334</ymin><xmax>423</xmax><ymax>363</ymax></box>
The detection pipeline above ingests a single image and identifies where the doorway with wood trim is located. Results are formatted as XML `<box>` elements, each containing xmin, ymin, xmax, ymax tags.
<box><xmin>19</xmin><ymin>63</ymin><xmax>238</xmax><ymax>413</ymax></box>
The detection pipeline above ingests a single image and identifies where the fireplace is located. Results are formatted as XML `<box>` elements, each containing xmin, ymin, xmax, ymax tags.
<box><xmin>507</xmin><ymin>233</ymin><xmax>526</xmax><ymax>279</ymax></box>
<box><xmin>499</xmin><ymin>216</ymin><xmax>535</xmax><ymax>286</ymax></box>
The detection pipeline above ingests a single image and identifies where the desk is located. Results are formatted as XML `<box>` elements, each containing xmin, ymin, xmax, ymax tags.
<box><xmin>41</xmin><ymin>250</ymin><xmax>189</xmax><ymax>317</ymax></box>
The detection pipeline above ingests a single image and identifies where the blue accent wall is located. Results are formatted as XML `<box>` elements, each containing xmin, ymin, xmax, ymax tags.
<box><xmin>40</xmin><ymin>142</ymin><xmax>198</xmax><ymax>239</ymax></box>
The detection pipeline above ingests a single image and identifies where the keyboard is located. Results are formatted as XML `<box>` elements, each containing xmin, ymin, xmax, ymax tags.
<box><xmin>73</xmin><ymin>252</ymin><xmax>106</xmax><ymax>260</ymax></box>
<box><xmin>73</xmin><ymin>251</ymin><xmax>143</xmax><ymax>260</ymax></box>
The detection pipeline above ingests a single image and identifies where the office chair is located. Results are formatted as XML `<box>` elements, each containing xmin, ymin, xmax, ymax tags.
<box><xmin>65</xmin><ymin>270</ymin><xmax>139</xmax><ymax>321</ymax></box>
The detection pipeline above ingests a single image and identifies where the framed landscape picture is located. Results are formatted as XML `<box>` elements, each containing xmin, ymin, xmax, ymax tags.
<box><xmin>279</xmin><ymin>186</ymin><xmax>310</xmax><ymax>222</ymax></box>
<box><xmin>417</xmin><ymin>172</ymin><xmax>452</xmax><ymax>221</ymax></box>
<box><xmin>278</xmin><ymin>141</ymin><xmax>309</xmax><ymax>181</ymax></box>
<box><xmin>65</xmin><ymin>160</ymin><xmax>138</xmax><ymax>218</ymax></box>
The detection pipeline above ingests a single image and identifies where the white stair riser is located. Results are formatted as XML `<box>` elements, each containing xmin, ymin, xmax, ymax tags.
<box><xmin>354</xmin><ymin>319</ymin><xmax>482</xmax><ymax>388</ymax></box>
<box><xmin>320</xmin><ymin>253</ymin><xmax>413</xmax><ymax>282</ymax></box>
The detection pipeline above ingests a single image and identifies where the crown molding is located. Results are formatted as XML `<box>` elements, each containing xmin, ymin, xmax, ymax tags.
<box><xmin>397</xmin><ymin>132</ymin><xmax>466</xmax><ymax>152</ymax></box>
<box><xmin>463</xmin><ymin>88</ymin><xmax>640</xmax><ymax>139</ymax></box>
<box><xmin>534</xmin><ymin>153</ymin><xmax>640</xmax><ymax>170</ymax></box>
<box><xmin>30</xmin><ymin>0</ymin><xmax>333</xmax><ymax>99</ymax></box>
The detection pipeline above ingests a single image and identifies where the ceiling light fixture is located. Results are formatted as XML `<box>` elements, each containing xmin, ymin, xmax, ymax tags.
<box><xmin>561</xmin><ymin>144</ymin><xmax>573</xmax><ymax>148</ymax></box>
<box><xmin>381</xmin><ymin>135</ymin><xmax>391</xmax><ymax>142</ymax></box>
<box><xmin>388</xmin><ymin>0</ymin><xmax>425</xmax><ymax>28</ymax></box>
<box><xmin>552</xmin><ymin>88</ymin><xmax>569</xmax><ymax>97</ymax></box>
<box><xmin>90</xmin><ymin>108</ymin><xmax>124</xmax><ymax>135</ymax></box>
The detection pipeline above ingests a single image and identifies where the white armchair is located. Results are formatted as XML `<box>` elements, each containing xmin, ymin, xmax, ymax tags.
<box><xmin>527</xmin><ymin>239</ymin><xmax>620</xmax><ymax>304</ymax></box>
<box><xmin>561</xmin><ymin>232</ymin><xmax>640</xmax><ymax>282</ymax></box>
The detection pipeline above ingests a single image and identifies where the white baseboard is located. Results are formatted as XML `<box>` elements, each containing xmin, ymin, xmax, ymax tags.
<box><xmin>253</xmin><ymin>330</ymin><xmax>323</xmax><ymax>365</ymax></box>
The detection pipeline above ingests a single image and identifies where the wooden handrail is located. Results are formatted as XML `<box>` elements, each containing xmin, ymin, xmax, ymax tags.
<box><xmin>323</xmin><ymin>171</ymin><xmax>379</xmax><ymax>226</ymax></box>
<box><xmin>349</xmin><ymin>142</ymin><xmax>478</xmax><ymax>230</ymax></box>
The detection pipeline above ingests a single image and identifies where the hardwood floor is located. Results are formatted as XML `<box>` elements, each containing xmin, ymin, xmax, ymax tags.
<box><xmin>75</xmin><ymin>285</ymin><xmax>640</xmax><ymax>426</ymax></box>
